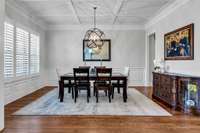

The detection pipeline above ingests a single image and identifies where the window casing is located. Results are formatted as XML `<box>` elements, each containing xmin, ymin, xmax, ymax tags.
<box><xmin>4</xmin><ymin>22</ymin><xmax>40</xmax><ymax>80</ymax></box>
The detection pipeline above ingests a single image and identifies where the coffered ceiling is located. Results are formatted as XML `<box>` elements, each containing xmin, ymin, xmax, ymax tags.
<box><xmin>10</xmin><ymin>0</ymin><xmax>173</xmax><ymax>26</ymax></box>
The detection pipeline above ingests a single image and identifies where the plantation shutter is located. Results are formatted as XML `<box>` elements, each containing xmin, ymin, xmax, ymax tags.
<box><xmin>4</xmin><ymin>22</ymin><xmax>14</xmax><ymax>78</ymax></box>
<box><xmin>30</xmin><ymin>34</ymin><xmax>40</xmax><ymax>74</ymax></box>
<box><xmin>16</xmin><ymin>27</ymin><xmax>29</xmax><ymax>76</ymax></box>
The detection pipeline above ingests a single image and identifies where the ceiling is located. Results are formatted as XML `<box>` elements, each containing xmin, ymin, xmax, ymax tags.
<box><xmin>11</xmin><ymin>0</ymin><xmax>173</xmax><ymax>26</ymax></box>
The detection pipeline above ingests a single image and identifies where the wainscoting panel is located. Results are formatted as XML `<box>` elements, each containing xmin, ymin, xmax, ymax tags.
<box><xmin>129</xmin><ymin>67</ymin><xmax>145</xmax><ymax>86</ymax></box>
<box><xmin>112</xmin><ymin>67</ymin><xmax>145</xmax><ymax>86</ymax></box>
<box><xmin>4</xmin><ymin>76</ymin><xmax>44</xmax><ymax>105</ymax></box>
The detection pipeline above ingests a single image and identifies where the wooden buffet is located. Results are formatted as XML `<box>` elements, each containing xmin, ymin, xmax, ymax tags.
<box><xmin>153</xmin><ymin>72</ymin><xmax>200</xmax><ymax>114</ymax></box>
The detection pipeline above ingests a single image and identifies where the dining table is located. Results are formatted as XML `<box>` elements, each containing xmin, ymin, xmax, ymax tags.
<box><xmin>59</xmin><ymin>72</ymin><xmax>128</xmax><ymax>102</ymax></box>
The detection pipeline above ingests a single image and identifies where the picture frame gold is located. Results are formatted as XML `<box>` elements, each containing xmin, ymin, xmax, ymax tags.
<box><xmin>164</xmin><ymin>24</ymin><xmax>194</xmax><ymax>60</ymax></box>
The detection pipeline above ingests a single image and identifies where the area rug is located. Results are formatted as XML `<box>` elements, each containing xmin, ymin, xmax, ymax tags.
<box><xmin>13</xmin><ymin>88</ymin><xmax>171</xmax><ymax>116</ymax></box>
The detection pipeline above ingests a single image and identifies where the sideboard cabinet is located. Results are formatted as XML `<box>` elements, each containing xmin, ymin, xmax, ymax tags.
<box><xmin>153</xmin><ymin>72</ymin><xmax>200</xmax><ymax>114</ymax></box>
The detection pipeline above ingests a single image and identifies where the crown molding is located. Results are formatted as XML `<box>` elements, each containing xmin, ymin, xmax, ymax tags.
<box><xmin>145</xmin><ymin>0</ymin><xmax>191</xmax><ymax>29</ymax></box>
<box><xmin>6</xmin><ymin>0</ymin><xmax>47</xmax><ymax>30</ymax></box>
<box><xmin>47</xmin><ymin>24</ymin><xmax>145</xmax><ymax>31</ymax></box>
<box><xmin>5</xmin><ymin>0</ymin><xmax>190</xmax><ymax>31</ymax></box>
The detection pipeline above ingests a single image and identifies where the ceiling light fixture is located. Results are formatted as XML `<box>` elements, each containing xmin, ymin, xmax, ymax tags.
<box><xmin>84</xmin><ymin>7</ymin><xmax>105</xmax><ymax>49</ymax></box>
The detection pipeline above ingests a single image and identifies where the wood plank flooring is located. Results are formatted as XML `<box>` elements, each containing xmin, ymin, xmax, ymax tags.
<box><xmin>1</xmin><ymin>87</ymin><xmax>200</xmax><ymax>133</ymax></box>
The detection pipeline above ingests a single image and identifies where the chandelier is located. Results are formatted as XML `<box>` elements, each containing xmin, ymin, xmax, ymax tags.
<box><xmin>84</xmin><ymin>7</ymin><xmax>105</xmax><ymax>49</ymax></box>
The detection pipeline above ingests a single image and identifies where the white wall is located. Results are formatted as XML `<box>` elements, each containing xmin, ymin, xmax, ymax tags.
<box><xmin>46</xmin><ymin>29</ymin><xmax>146</xmax><ymax>86</ymax></box>
<box><xmin>0</xmin><ymin>0</ymin><xmax>5</xmax><ymax>130</ymax></box>
<box><xmin>4</xmin><ymin>1</ymin><xmax>47</xmax><ymax>104</ymax></box>
<box><xmin>146</xmin><ymin>0</ymin><xmax>200</xmax><ymax>82</ymax></box>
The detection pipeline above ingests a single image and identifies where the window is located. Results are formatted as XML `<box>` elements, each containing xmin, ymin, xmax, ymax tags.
<box><xmin>16</xmin><ymin>28</ymin><xmax>29</xmax><ymax>76</ymax></box>
<box><xmin>4</xmin><ymin>22</ymin><xmax>14</xmax><ymax>79</ymax></box>
<box><xmin>4</xmin><ymin>22</ymin><xmax>40</xmax><ymax>79</ymax></box>
<box><xmin>30</xmin><ymin>34</ymin><xmax>40</xmax><ymax>74</ymax></box>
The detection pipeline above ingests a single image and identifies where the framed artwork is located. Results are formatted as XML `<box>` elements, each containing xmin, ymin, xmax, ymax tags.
<box><xmin>83</xmin><ymin>39</ymin><xmax>111</xmax><ymax>61</ymax></box>
<box><xmin>164</xmin><ymin>24</ymin><xmax>194</xmax><ymax>60</ymax></box>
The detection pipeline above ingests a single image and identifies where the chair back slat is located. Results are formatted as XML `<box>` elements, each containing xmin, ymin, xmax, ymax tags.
<box><xmin>73</xmin><ymin>68</ymin><xmax>90</xmax><ymax>83</ymax></box>
<box><xmin>96</xmin><ymin>68</ymin><xmax>112</xmax><ymax>84</ymax></box>
<box><xmin>79</xmin><ymin>66</ymin><xmax>91</xmax><ymax>69</ymax></box>
<box><xmin>94</xmin><ymin>66</ymin><xmax>106</xmax><ymax>69</ymax></box>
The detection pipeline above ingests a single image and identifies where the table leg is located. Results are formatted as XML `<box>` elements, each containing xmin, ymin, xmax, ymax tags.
<box><xmin>68</xmin><ymin>80</ymin><xmax>71</xmax><ymax>93</ymax></box>
<box><xmin>123</xmin><ymin>78</ymin><xmax>128</xmax><ymax>102</ymax></box>
<box><xmin>117</xmin><ymin>80</ymin><xmax>120</xmax><ymax>93</ymax></box>
<box><xmin>58</xmin><ymin>80</ymin><xmax>61</xmax><ymax>99</ymax></box>
<box><xmin>60</xmin><ymin>79</ymin><xmax>64</xmax><ymax>102</ymax></box>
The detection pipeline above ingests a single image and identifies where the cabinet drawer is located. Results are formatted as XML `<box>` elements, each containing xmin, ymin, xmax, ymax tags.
<box><xmin>161</xmin><ymin>75</ymin><xmax>171</xmax><ymax>85</ymax></box>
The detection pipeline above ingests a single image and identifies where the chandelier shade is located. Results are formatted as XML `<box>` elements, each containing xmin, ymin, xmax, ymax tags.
<box><xmin>84</xmin><ymin>7</ymin><xmax>105</xmax><ymax>48</ymax></box>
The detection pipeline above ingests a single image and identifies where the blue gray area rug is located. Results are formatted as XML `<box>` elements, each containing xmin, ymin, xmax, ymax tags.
<box><xmin>14</xmin><ymin>88</ymin><xmax>171</xmax><ymax>116</ymax></box>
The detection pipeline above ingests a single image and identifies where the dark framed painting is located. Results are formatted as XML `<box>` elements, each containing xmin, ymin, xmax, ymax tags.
<box><xmin>83</xmin><ymin>39</ymin><xmax>111</xmax><ymax>61</ymax></box>
<box><xmin>164</xmin><ymin>24</ymin><xmax>194</xmax><ymax>60</ymax></box>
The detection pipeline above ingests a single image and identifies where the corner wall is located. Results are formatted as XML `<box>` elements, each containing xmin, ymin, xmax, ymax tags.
<box><xmin>146</xmin><ymin>0</ymin><xmax>200</xmax><ymax>83</ymax></box>
<box><xmin>0</xmin><ymin>0</ymin><xmax>5</xmax><ymax>130</ymax></box>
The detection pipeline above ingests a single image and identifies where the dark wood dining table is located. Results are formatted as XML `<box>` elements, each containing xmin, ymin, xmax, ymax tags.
<box><xmin>59</xmin><ymin>73</ymin><xmax>128</xmax><ymax>102</ymax></box>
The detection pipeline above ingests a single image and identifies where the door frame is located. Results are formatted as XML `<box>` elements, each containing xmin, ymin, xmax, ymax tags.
<box><xmin>145</xmin><ymin>31</ymin><xmax>156</xmax><ymax>86</ymax></box>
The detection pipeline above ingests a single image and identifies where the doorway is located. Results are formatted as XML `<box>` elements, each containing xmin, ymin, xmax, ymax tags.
<box><xmin>148</xmin><ymin>33</ymin><xmax>156</xmax><ymax>85</ymax></box>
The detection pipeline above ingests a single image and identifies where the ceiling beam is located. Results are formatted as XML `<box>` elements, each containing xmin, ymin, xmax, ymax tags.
<box><xmin>16</xmin><ymin>0</ymin><xmax>66</xmax><ymax>1</ymax></box>
<box><xmin>35</xmin><ymin>14</ymin><xmax>110</xmax><ymax>17</ymax></box>
<box><xmin>69</xmin><ymin>0</ymin><xmax>81</xmax><ymax>24</ymax></box>
<box><xmin>112</xmin><ymin>0</ymin><xmax>125</xmax><ymax>24</ymax></box>
<box><xmin>102</xmin><ymin>0</ymin><xmax>115</xmax><ymax>16</ymax></box>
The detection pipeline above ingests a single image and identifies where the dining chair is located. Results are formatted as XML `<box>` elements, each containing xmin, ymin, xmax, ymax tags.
<box><xmin>56</xmin><ymin>68</ymin><xmax>74</xmax><ymax>99</ymax></box>
<box><xmin>79</xmin><ymin>66</ymin><xmax>91</xmax><ymax>69</ymax></box>
<box><xmin>94</xmin><ymin>68</ymin><xmax>112</xmax><ymax>103</ymax></box>
<box><xmin>112</xmin><ymin>67</ymin><xmax>130</xmax><ymax>99</ymax></box>
<box><xmin>94</xmin><ymin>66</ymin><xmax>106</xmax><ymax>69</ymax></box>
<box><xmin>93</xmin><ymin>66</ymin><xmax>106</xmax><ymax>96</ymax></box>
<box><xmin>73</xmin><ymin>68</ymin><xmax>90</xmax><ymax>103</ymax></box>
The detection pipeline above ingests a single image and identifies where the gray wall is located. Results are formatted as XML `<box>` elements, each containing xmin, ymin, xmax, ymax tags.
<box><xmin>46</xmin><ymin>29</ymin><xmax>146</xmax><ymax>86</ymax></box>
<box><xmin>0</xmin><ymin>0</ymin><xmax>5</xmax><ymax>130</ymax></box>
<box><xmin>146</xmin><ymin>0</ymin><xmax>200</xmax><ymax>77</ymax></box>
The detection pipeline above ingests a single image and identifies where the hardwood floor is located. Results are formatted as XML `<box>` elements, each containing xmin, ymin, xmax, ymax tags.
<box><xmin>2</xmin><ymin>86</ymin><xmax>200</xmax><ymax>133</ymax></box>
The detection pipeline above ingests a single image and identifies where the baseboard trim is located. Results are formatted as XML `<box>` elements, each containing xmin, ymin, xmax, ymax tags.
<box><xmin>0</xmin><ymin>128</ymin><xmax>5</xmax><ymax>132</ymax></box>
<box><xmin>5</xmin><ymin>86</ymin><xmax>48</xmax><ymax>106</ymax></box>
<box><xmin>152</xmin><ymin>95</ymin><xmax>174</xmax><ymax>108</ymax></box>
<box><xmin>45</xmin><ymin>86</ymin><xmax>57</xmax><ymax>88</ymax></box>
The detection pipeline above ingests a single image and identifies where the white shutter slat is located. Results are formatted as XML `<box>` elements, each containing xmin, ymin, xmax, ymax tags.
<box><xmin>4</xmin><ymin>22</ymin><xmax>14</xmax><ymax>78</ymax></box>
<box><xmin>30</xmin><ymin>34</ymin><xmax>40</xmax><ymax>74</ymax></box>
<box><xmin>16</xmin><ymin>27</ymin><xmax>29</xmax><ymax>77</ymax></box>
<box><xmin>4</xmin><ymin>22</ymin><xmax>40</xmax><ymax>79</ymax></box>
